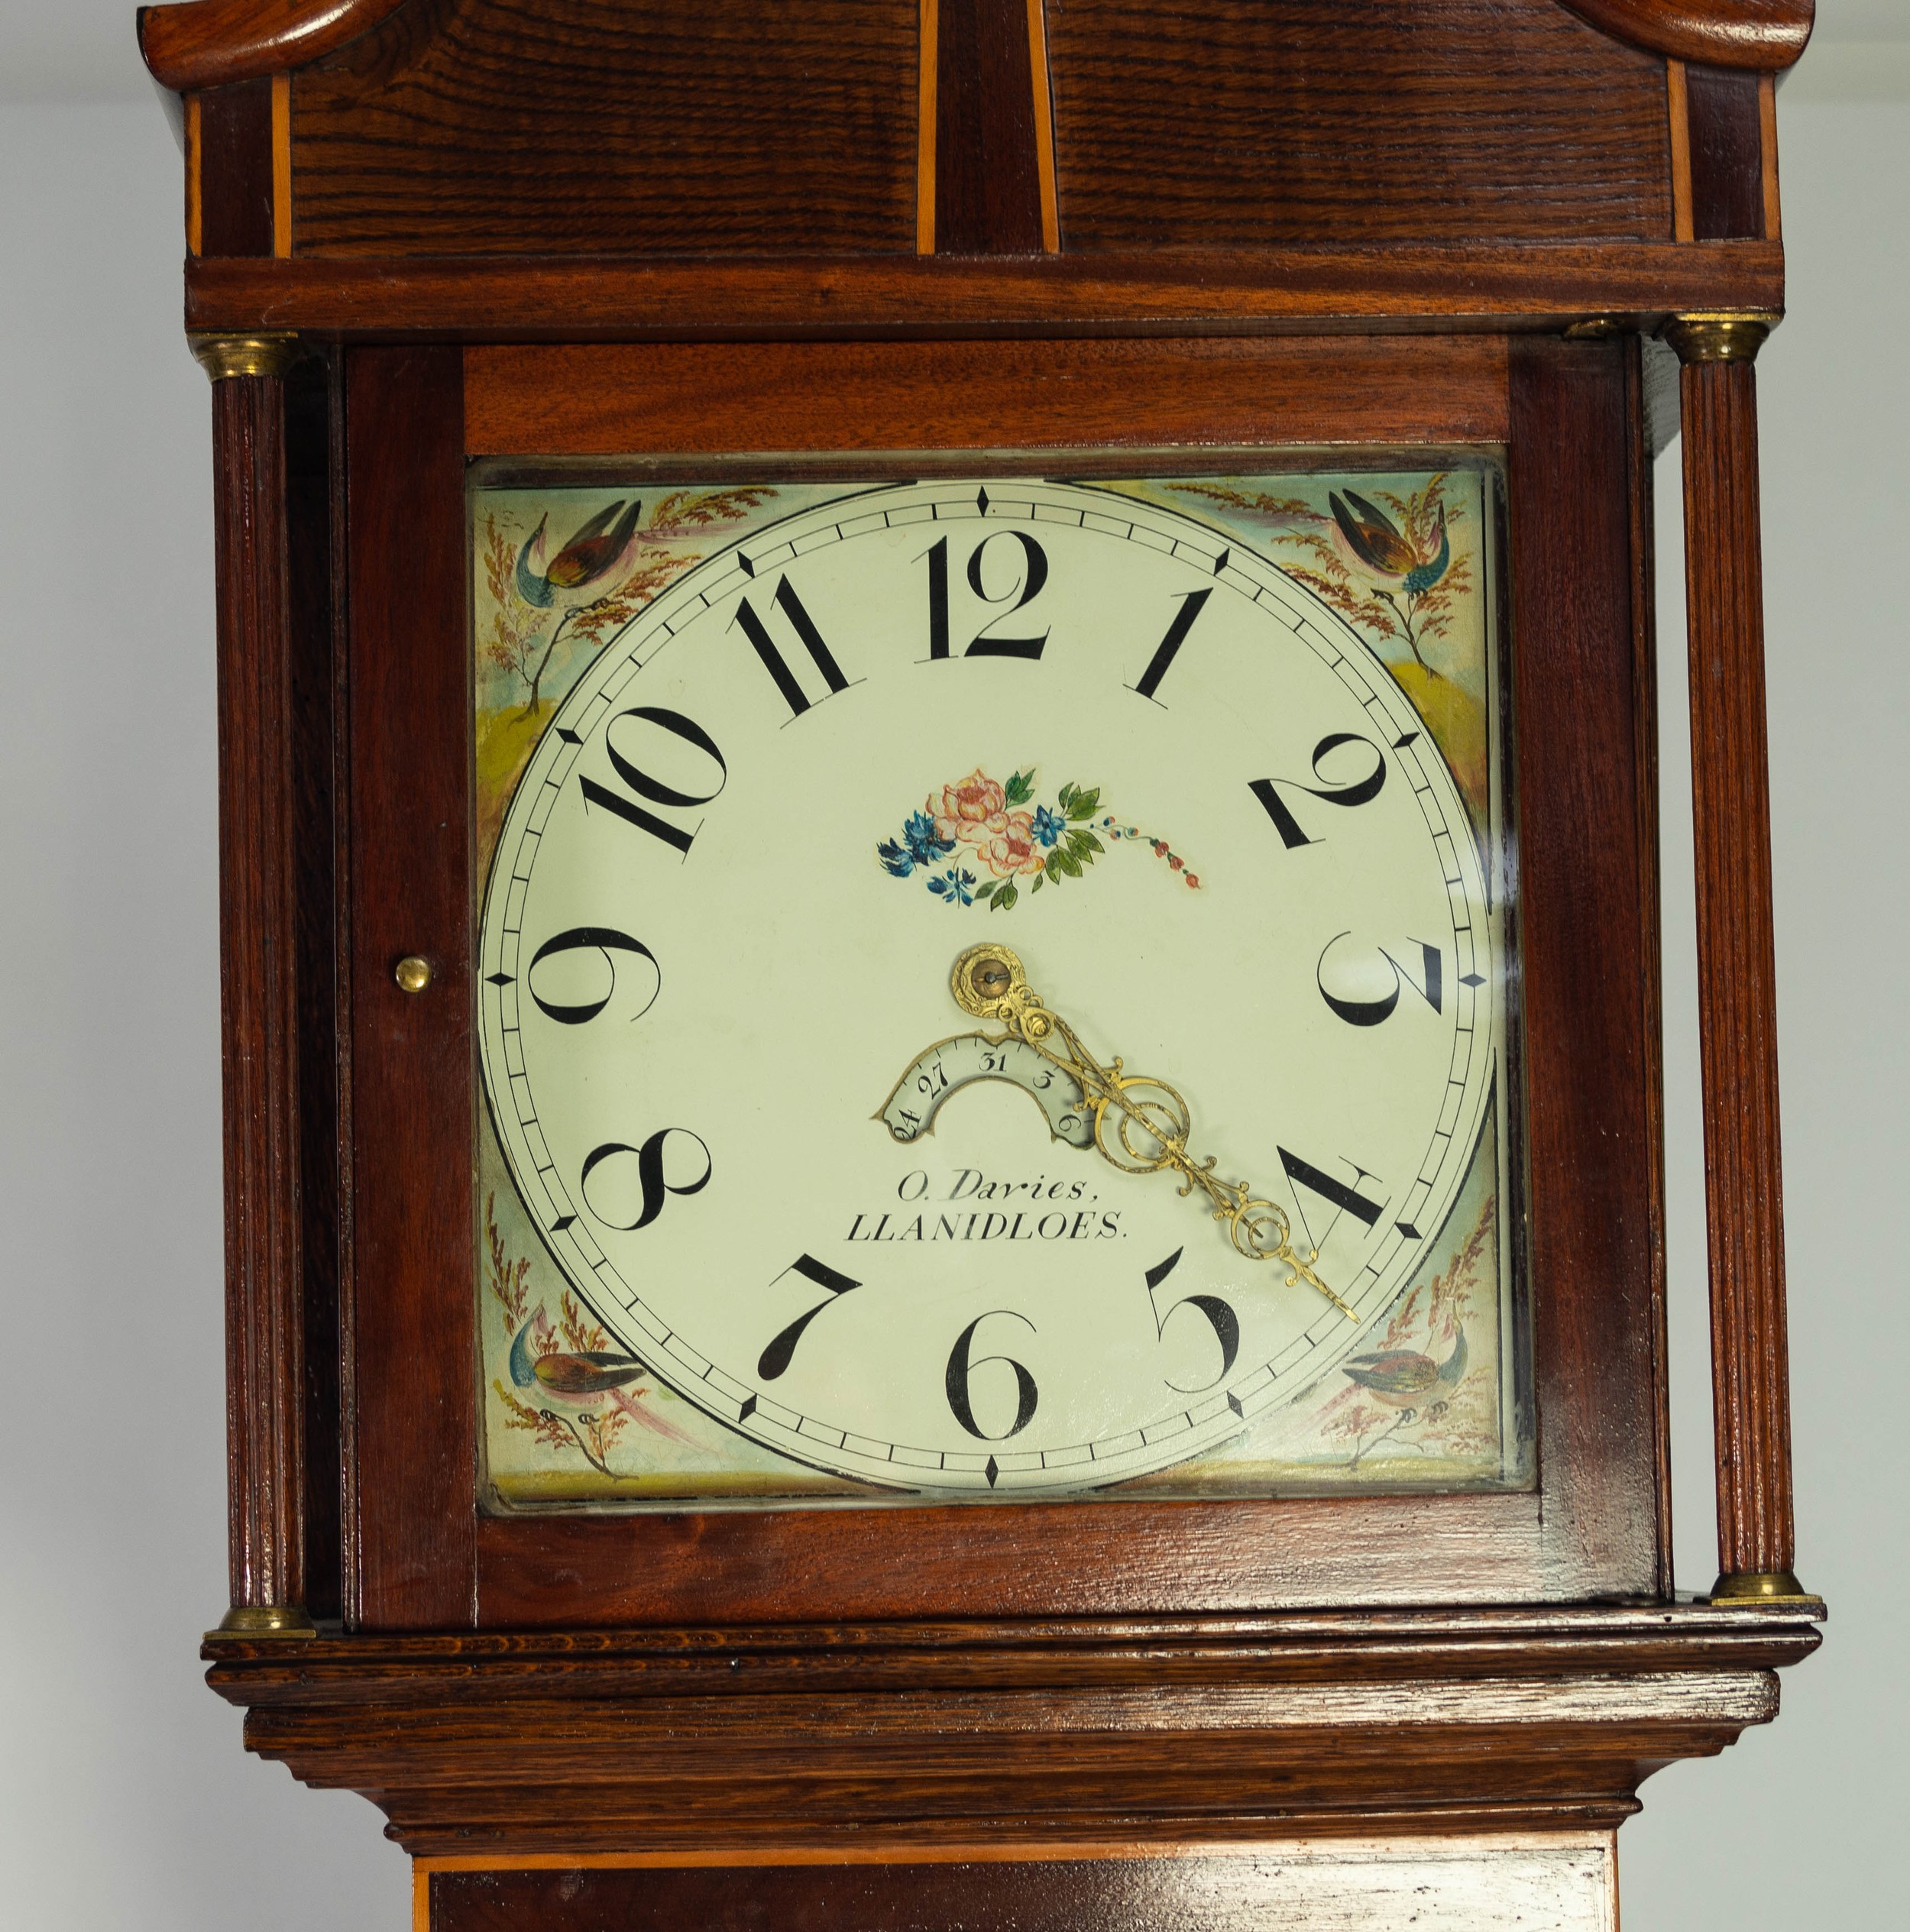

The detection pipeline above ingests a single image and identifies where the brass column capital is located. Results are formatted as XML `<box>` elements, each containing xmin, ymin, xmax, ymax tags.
<box><xmin>1662</xmin><ymin>312</ymin><xmax>1777</xmax><ymax>366</ymax></box>
<box><xmin>211</xmin><ymin>1603</ymin><xmax>318</xmax><ymax>1639</ymax></box>
<box><xmin>189</xmin><ymin>332</ymin><xmax>302</xmax><ymax>382</ymax></box>
<box><xmin>1709</xmin><ymin>1570</ymin><xmax>1821</xmax><ymax>1607</ymax></box>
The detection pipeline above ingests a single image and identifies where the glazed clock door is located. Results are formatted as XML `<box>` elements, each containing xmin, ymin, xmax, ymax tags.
<box><xmin>471</xmin><ymin>469</ymin><xmax>1524</xmax><ymax>1506</ymax></box>
<box><xmin>342</xmin><ymin>338</ymin><xmax>1669</xmax><ymax>1629</ymax></box>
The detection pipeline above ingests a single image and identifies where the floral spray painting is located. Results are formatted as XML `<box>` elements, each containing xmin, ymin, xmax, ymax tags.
<box><xmin>471</xmin><ymin>464</ymin><xmax>1526</xmax><ymax>1508</ymax></box>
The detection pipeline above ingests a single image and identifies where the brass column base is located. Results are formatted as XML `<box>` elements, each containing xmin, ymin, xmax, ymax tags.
<box><xmin>210</xmin><ymin>1604</ymin><xmax>318</xmax><ymax>1639</ymax></box>
<box><xmin>1708</xmin><ymin>1571</ymin><xmax>1821</xmax><ymax>1607</ymax></box>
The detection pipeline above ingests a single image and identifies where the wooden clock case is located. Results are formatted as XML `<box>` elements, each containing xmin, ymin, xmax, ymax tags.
<box><xmin>141</xmin><ymin>0</ymin><xmax>1824</xmax><ymax>1921</ymax></box>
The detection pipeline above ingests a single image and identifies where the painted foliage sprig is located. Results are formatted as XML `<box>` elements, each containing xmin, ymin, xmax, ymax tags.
<box><xmin>877</xmin><ymin>767</ymin><xmax>1199</xmax><ymax>912</ymax></box>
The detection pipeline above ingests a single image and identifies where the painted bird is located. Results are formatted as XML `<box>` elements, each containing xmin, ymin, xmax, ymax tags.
<box><xmin>510</xmin><ymin>1305</ymin><xmax>644</xmax><ymax>1398</ymax></box>
<box><xmin>1341</xmin><ymin>1325</ymin><xmax>1468</xmax><ymax>1422</ymax></box>
<box><xmin>514</xmin><ymin>498</ymin><xmax>644</xmax><ymax>610</ymax></box>
<box><xmin>508</xmin><ymin>1306</ymin><xmax>702</xmax><ymax>1445</ymax></box>
<box><xmin>1329</xmin><ymin>489</ymin><xmax>1450</xmax><ymax>596</ymax></box>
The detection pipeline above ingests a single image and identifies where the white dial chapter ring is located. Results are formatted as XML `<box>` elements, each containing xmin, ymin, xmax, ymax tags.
<box><xmin>878</xmin><ymin>1033</ymin><xmax>1095</xmax><ymax>1148</ymax></box>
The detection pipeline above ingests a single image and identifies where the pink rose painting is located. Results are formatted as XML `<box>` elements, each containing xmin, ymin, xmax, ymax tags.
<box><xmin>877</xmin><ymin>767</ymin><xmax>1200</xmax><ymax>911</ymax></box>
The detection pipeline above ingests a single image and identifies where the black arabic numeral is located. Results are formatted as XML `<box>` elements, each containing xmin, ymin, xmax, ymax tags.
<box><xmin>1131</xmin><ymin>587</ymin><xmax>1212</xmax><ymax>701</ymax></box>
<box><xmin>1316</xmin><ymin>934</ymin><xmax>1444</xmax><ymax>1027</ymax></box>
<box><xmin>963</xmin><ymin>531</ymin><xmax>1050</xmax><ymax>659</ymax></box>
<box><xmin>1143</xmin><ymin>1247</ymin><xmax>1239</xmax><ymax>1393</ymax></box>
<box><xmin>757</xmin><ymin>1254</ymin><xmax>863</xmax><ymax>1380</ymax></box>
<box><xmin>923</xmin><ymin>536</ymin><xmax>951</xmax><ymax>659</ymax></box>
<box><xmin>578</xmin><ymin>705</ymin><xmax>727</xmax><ymax>856</ymax></box>
<box><xmin>733</xmin><ymin>574</ymin><xmax>850</xmax><ymax>717</ymax></box>
<box><xmin>1277</xmin><ymin>1147</ymin><xmax>1383</xmax><ymax>1230</ymax></box>
<box><xmin>946</xmin><ymin>1311</ymin><xmax>1040</xmax><ymax>1439</ymax></box>
<box><xmin>578</xmin><ymin>1128</ymin><xmax>711</xmax><ymax>1232</ymax></box>
<box><xmin>1248</xmin><ymin>733</ymin><xmax>1387</xmax><ymax>849</ymax></box>
<box><xmin>526</xmin><ymin>927</ymin><xmax>660</xmax><ymax>1025</ymax></box>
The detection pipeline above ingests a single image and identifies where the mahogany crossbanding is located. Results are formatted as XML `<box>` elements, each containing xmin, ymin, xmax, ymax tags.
<box><xmin>181</xmin><ymin>243</ymin><xmax>1789</xmax><ymax>340</ymax></box>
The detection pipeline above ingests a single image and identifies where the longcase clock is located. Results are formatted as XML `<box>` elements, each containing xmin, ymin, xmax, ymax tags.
<box><xmin>138</xmin><ymin>1</ymin><xmax>1824</xmax><ymax>1925</ymax></box>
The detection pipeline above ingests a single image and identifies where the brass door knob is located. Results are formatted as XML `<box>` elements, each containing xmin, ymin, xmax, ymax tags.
<box><xmin>394</xmin><ymin>955</ymin><xmax>433</xmax><ymax>994</ymax></box>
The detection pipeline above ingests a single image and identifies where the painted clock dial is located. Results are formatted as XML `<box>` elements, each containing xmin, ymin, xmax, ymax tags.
<box><xmin>474</xmin><ymin>472</ymin><xmax>1517</xmax><ymax>1499</ymax></box>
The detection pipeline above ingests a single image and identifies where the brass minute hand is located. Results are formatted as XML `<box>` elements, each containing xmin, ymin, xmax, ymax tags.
<box><xmin>948</xmin><ymin>944</ymin><xmax>1357</xmax><ymax>1322</ymax></box>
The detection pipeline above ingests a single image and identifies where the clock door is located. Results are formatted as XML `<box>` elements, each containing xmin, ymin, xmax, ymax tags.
<box><xmin>340</xmin><ymin>333</ymin><xmax>1666</xmax><ymax>1629</ymax></box>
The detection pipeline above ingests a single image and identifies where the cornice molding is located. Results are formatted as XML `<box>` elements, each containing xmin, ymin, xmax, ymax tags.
<box><xmin>139</xmin><ymin>0</ymin><xmax>1814</xmax><ymax>96</ymax></box>
<box><xmin>138</xmin><ymin>0</ymin><xmax>408</xmax><ymax>92</ymax></box>
<box><xmin>1558</xmin><ymin>1</ymin><xmax>1814</xmax><ymax>70</ymax></box>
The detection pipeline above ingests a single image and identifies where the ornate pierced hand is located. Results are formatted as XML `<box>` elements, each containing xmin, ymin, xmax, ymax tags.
<box><xmin>935</xmin><ymin>943</ymin><xmax>1357</xmax><ymax>1321</ymax></box>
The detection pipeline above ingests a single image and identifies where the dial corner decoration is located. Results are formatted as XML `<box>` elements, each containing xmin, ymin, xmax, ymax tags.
<box><xmin>469</xmin><ymin>467</ymin><xmax>1527</xmax><ymax>1508</ymax></box>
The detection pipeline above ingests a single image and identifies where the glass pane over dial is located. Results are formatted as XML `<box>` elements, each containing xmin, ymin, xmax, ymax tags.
<box><xmin>473</xmin><ymin>467</ymin><xmax>1526</xmax><ymax>1506</ymax></box>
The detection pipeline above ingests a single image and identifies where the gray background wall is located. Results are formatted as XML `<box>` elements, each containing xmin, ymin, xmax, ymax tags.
<box><xmin>1</xmin><ymin>5</ymin><xmax>1901</xmax><ymax>1924</ymax></box>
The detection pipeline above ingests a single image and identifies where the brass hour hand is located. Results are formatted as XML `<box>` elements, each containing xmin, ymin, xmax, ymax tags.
<box><xmin>947</xmin><ymin>944</ymin><xmax>1357</xmax><ymax>1322</ymax></box>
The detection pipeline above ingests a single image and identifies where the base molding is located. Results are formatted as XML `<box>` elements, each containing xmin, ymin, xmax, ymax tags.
<box><xmin>203</xmin><ymin>1600</ymin><xmax>1822</xmax><ymax>1860</ymax></box>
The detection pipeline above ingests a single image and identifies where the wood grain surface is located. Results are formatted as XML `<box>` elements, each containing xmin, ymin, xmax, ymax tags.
<box><xmin>140</xmin><ymin>0</ymin><xmax>413</xmax><ymax>92</ymax></box>
<box><xmin>134</xmin><ymin>0</ymin><xmax>1817</xmax><ymax>96</ymax></box>
<box><xmin>289</xmin><ymin>0</ymin><xmax>919</xmax><ymax>258</ymax></box>
<box><xmin>285</xmin><ymin>358</ymin><xmax>343</xmax><ymax>1622</ymax></box>
<box><xmin>1624</xmin><ymin>338</ymin><xmax>1675</xmax><ymax>1590</ymax></box>
<box><xmin>342</xmin><ymin>345</ymin><xmax>478</xmax><ymax>1628</ymax></box>
<box><xmin>200</xmin><ymin>1603</ymin><xmax>1821</xmax><ymax>1856</ymax></box>
<box><xmin>211</xmin><ymin>365</ymin><xmax>306</xmax><ymax>1618</ymax></box>
<box><xmin>1044</xmin><ymin>0</ymin><xmax>1673</xmax><ymax>251</ymax></box>
<box><xmin>462</xmin><ymin>337</ymin><xmax>1513</xmax><ymax>454</ymax></box>
<box><xmin>1557</xmin><ymin>0</ymin><xmax>1813</xmax><ymax>70</ymax></box>
<box><xmin>1678</xmin><ymin>355</ymin><xmax>1795</xmax><ymax>1584</ymax></box>
<box><xmin>196</xmin><ymin>77</ymin><xmax>274</xmax><ymax>257</ymax></box>
<box><xmin>1685</xmin><ymin>63</ymin><xmax>1767</xmax><ymax>241</ymax></box>
<box><xmin>934</xmin><ymin>0</ymin><xmax>1044</xmax><ymax>254</ymax></box>
<box><xmin>1507</xmin><ymin>337</ymin><xmax>1670</xmax><ymax>1599</ymax></box>
<box><xmin>425</xmin><ymin>1839</ymin><xmax>1620</xmax><ymax>1932</ymax></box>
<box><xmin>180</xmin><ymin>242</ymin><xmax>1789</xmax><ymax>341</ymax></box>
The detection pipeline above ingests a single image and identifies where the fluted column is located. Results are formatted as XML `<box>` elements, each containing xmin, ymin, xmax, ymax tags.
<box><xmin>192</xmin><ymin>332</ymin><xmax>316</xmax><ymax>1638</ymax></box>
<box><xmin>1664</xmin><ymin>312</ymin><xmax>1811</xmax><ymax>1604</ymax></box>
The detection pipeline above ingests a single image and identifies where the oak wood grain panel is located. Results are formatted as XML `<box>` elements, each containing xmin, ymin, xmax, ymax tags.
<box><xmin>1507</xmin><ymin>338</ymin><xmax>1664</xmax><ymax>1597</ymax></box>
<box><xmin>1559</xmin><ymin>0</ymin><xmax>1812</xmax><ymax>71</ymax></box>
<box><xmin>463</xmin><ymin>338</ymin><xmax>1512</xmax><ymax>455</ymax></box>
<box><xmin>344</xmin><ymin>345</ymin><xmax>477</xmax><ymax>1628</ymax></box>
<box><xmin>211</xmin><ymin>367</ymin><xmax>306</xmax><ymax>1616</ymax></box>
<box><xmin>290</xmin><ymin>0</ymin><xmax>918</xmax><ymax>258</ymax></box>
<box><xmin>140</xmin><ymin>0</ymin><xmax>412</xmax><ymax>92</ymax></box>
<box><xmin>427</xmin><ymin>1842</ymin><xmax>1620</xmax><ymax>1932</ymax></box>
<box><xmin>1679</xmin><ymin>357</ymin><xmax>1794</xmax><ymax>1581</ymax></box>
<box><xmin>183</xmin><ymin>243</ymin><xmax>1788</xmax><ymax>341</ymax></box>
<box><xmin>1685</xmin><ymin>63</ymin><xmax>1766</xmax><ymax>241</ymax></box>
<box><xmin>197</xmin><ymin>76</ymin><xmax>274</xmax><ymax>257</ymax></box>
<box><xmin>1044</xmin><ymin>0</ymin><xmax>1673</xmax><ymax>250</ymax></box>
<box><xmin>934</xmin><ymin>0</ymin><xmax>1044</xmax><ymax>254</ymax></box>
